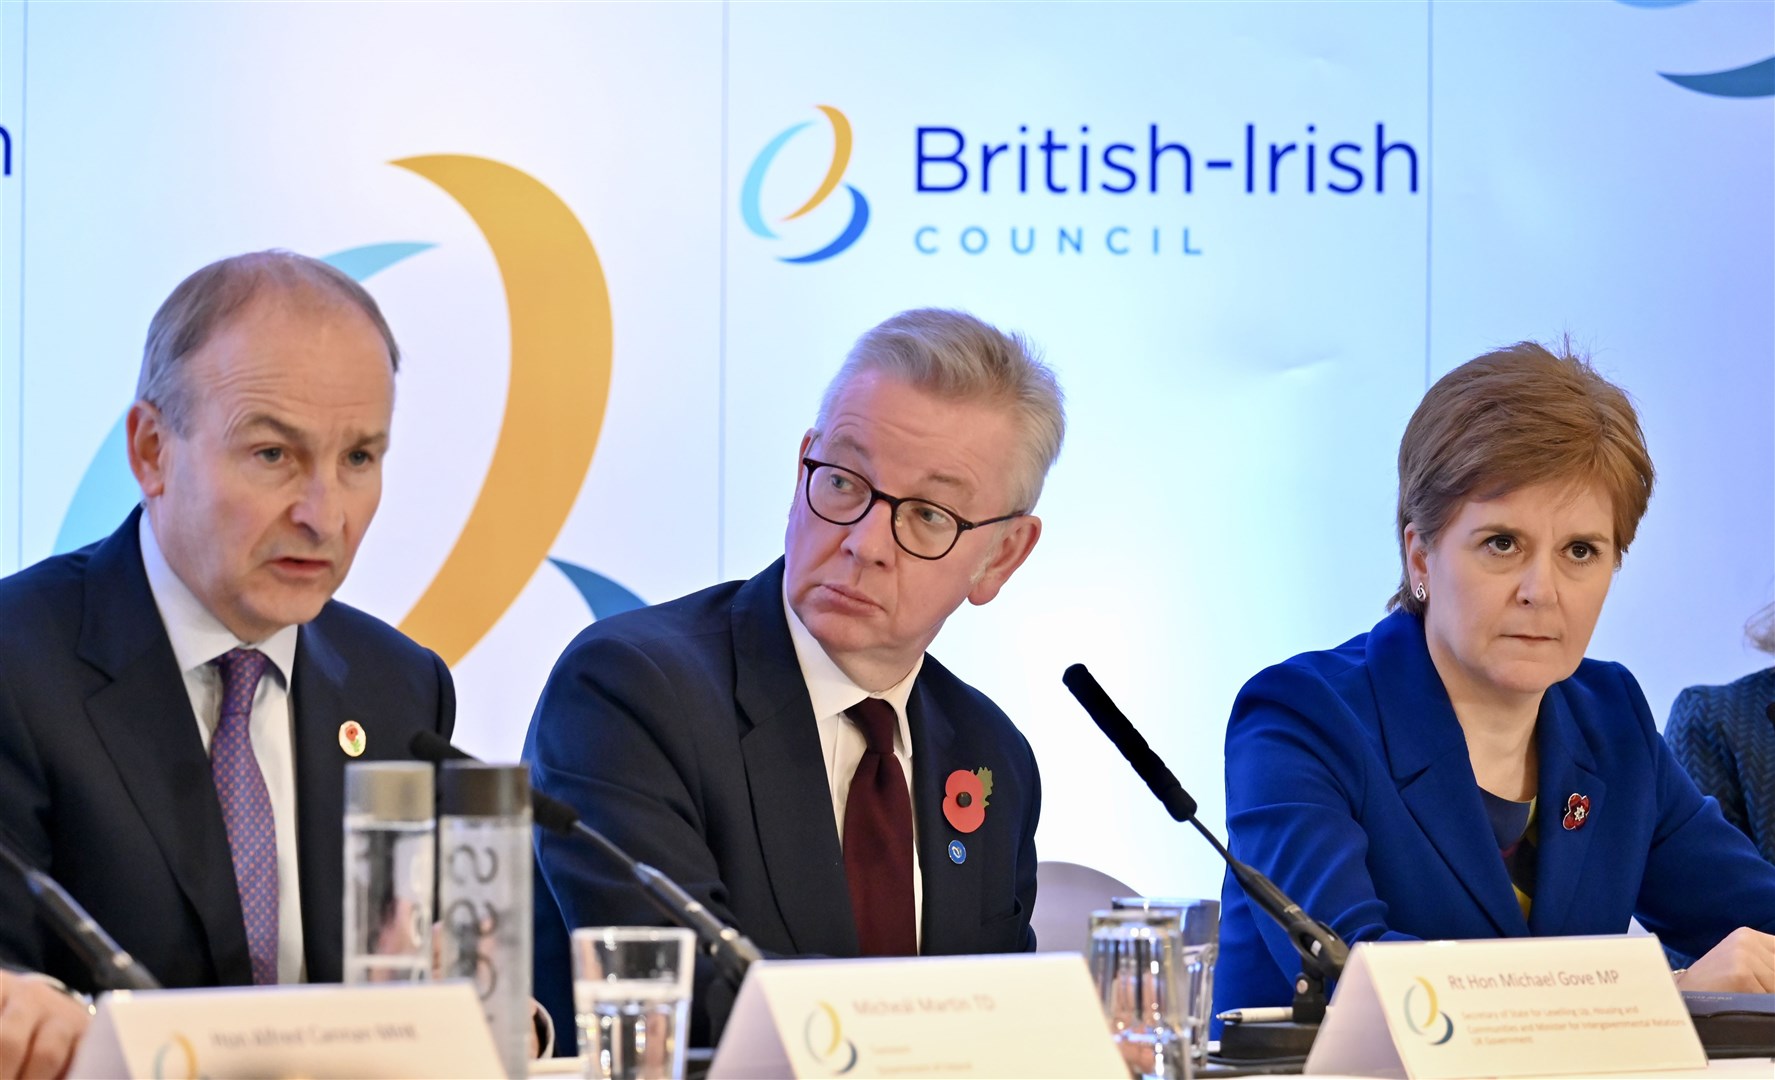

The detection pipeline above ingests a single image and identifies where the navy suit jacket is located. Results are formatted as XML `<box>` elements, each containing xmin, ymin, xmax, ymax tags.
<box><xmin>0</xmin><ymin>509</ymin><xmax>455</xmax><ymax>991</ymax></box>
<box><xmin>1214</xmin><ymin>608</ymin><xmax>1775</xmax><ymax>1018</ymax></box>
<box><xmin>525</xmin><ymin>560</ymin><xmax>1041</xmax><ymax>1049</ymax></box>
<box><xmin>1667</xmin><ymin>667</ymin><xmax>1775</xmax><ymax>867</ymax></box>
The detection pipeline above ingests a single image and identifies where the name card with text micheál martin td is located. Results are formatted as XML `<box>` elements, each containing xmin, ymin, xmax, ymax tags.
<box><xmin>1305</xmin><ymin>935</ymin><xmax>1705</xmax><ymax>1079</ymax></box>
<box><xmin>709</xmin><ymin>954</ymin><xmax>1127</xmax><ymax>1079</ymax></box>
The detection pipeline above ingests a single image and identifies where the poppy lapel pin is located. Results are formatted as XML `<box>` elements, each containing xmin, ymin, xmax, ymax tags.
<box><xmin>1562</xmin><ymin>792</ymin><xmax>1591</xmax><ymax>831</ymax></box>
<box><xmin>338</xmin><ymin>720</ymin><xmax>366</xmax><ymax>758</ymax></box>
<box><xmin>943</xmin><ymin>767</ymin><xmax>993</xmax><ymax>834</ymax></box>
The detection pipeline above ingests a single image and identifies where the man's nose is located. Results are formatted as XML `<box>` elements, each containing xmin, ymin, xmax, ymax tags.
<box><xmin>289</xmin><ymin>470</ymin><xmax>345</xmax><ymax>539</ymax></box>
<box><xmin>842</xmin><ymin>498</ymin><xmax>898</xmax><ymax>566</ymax></box>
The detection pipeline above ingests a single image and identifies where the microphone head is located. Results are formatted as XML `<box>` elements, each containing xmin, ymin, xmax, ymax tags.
<box><xmin>1062</xmin><ymin>664</ymin><xmax>1121</xmax><ymax>736</ymax></box>
<box><xmin>1063</xmin><ymin>663</ymin><xmax>1198</xmax><ymax>822</ymax></box>
<box><xmin>409</xmin><ymin>730</ymin><xmax>470</xmax><ymax>764</ymax></box>
<box><xmin>406</xmin><ymin>731</ymin><xmax>579</xmax><ymax>835</ymax></box>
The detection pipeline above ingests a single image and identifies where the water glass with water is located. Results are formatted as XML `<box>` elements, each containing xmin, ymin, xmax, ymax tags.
<box><xmin>1113</xmin><ymin>896</ymin><xmax>1219</xmax><ymax>1065</ymax></box>
<box><xmin>343</xmin><ymin>761</ymin><xmax>435</xmax><ymax>984</ymax></box>
<box><xmin>1090</xmin><ymin>908</ymin><xmax>1191</xmax><ymax>1080</ymax></box>
<box><xmin>573</xmin><ymin>926</ymin><xmax>694</xmax><ymax>1080</ymax></box>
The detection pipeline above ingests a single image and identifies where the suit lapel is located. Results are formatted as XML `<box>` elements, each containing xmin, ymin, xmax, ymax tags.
<box><xmin>1527</xmin><ymin>686</ymin><xmax>1604</xmax><ymax>936</ymax></box>
<box><xmin>291</xmin><ymin>619</ymin><xmax>349</xmax><ymax>982</ymax></box>
<box><xmin>1369</xmin><ymin>611</ymin><xmax>1529</xmax><ymax>938</ymax></box>
<box><xmin>77</xmin><ymin>510</ymin><xmax>253</xmax><ymax>984</ymax></box>
<box><xmin>731</xmin><ymin>561</ymin><xmax>858</xmax><ymax>956</ymax></box>
<box><xmin>907</xmin><ymin>678</ymin><xmax>982</xmax><ymax>956</ymax></box>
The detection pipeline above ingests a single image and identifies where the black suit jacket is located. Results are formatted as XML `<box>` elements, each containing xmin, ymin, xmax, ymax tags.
<box><xmin>0</xmin><ymin>509</ymin><xmax>455</xmax><ymax>991</ymax></box>
<box><xmin>525</xmin><ymin>560</ymin><xmax>1041</xmax><ymax>1049</ymax></box>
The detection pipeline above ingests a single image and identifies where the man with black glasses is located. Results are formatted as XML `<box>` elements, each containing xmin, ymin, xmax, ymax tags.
<box><xmin>526</xmin><ymin>309</ymin><xmax>1064</xmax><ymax>1049</ymax></box>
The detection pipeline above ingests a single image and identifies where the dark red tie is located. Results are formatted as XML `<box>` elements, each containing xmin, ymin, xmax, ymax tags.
<box><xmin>842</xmin><ymin>698</ymin><xmax>918</xmax><ymax>956</ymax></box>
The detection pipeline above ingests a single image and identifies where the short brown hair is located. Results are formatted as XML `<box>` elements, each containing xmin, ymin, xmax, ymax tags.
<box><xmin>137</xmin><ymin>250</ymin><xmax>399</xmax><ymax>434</ymax></box>
<box><xmin>1391</xmin><ymin>340</ymin><xmax>1654</xmax><ymax>614</ymax></box>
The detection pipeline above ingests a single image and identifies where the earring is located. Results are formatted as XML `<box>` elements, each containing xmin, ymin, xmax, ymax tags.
<box><xmin>1413</xmin><ymin>582</ymin><xmax>1427</xmax><ymax>603</ymax></box>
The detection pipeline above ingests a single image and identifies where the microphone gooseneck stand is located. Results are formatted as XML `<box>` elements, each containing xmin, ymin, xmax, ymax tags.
<box><xmin>409</xmin><ymin>732</ymin><xmax>762</xmax><ymax>987</ymax></box>
<box><xmin>0</xmin><ymin>830</ymin><xmax>162</xmax><ymax>992</ymax></box>
<box><xmin>1063</xmin><ymin>663</ymin><xmax>1346</xmax><ymax>1060</ymax></box>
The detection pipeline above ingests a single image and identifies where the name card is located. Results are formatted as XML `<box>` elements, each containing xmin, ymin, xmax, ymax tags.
<box><xmin>70</xmin><ymin>980</ymin><xmax>504</xmax><ymax>1079</ymax></box>
<box><xmin>1305</xmin><ymin>935</ymin><xmax>1705</xmax><ymax>1079</ymax></box>
<box><xmin>709</xmin><ymin>954</ymin><xmax>1126</xmax><ymax>1078</ymax></box>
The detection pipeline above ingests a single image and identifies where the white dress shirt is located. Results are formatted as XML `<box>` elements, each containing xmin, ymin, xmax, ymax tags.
<box><xmin>782</xmin><ymin>585</ymin><xmax>924</xmax><ymax>949</ymax></box>
<box><xmin>139</xmin><ymin>514</ymin><xmax>305</xmax><ymax>983</ymax></box>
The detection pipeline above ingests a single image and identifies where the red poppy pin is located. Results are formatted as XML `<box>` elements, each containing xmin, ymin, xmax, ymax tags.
<box><xmin>1562</xmin><ymin>792</ymin><xmax>1591</xmax><ymax>831</ymax></box>
<box><xmin>943</xmin><ymin>768</ymin><xmax>993</xmax><ymax>834</ymax></box>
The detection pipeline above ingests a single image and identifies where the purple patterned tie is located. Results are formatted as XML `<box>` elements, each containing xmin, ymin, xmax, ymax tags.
<box><xmin>211</xmin><ymin>647</ymin><xmax>279</xmax><ymax>986</ymax></box>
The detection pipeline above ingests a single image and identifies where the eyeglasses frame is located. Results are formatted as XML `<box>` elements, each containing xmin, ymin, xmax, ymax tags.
<box><xmin>800</xmin><ymin>456</ymin><xmax>1026</xmax><ymax>561</ymax></box>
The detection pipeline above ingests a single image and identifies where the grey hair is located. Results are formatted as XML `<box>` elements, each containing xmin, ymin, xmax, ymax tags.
<box><xmin>136</xmin><ymin>249</ymin><xmax>399</xmax><ymax>433</ymax></box>
<box><xmin>813</xmin><ymin>309</ymin><xmax>1065</xmax><ymax>511</ymax></box>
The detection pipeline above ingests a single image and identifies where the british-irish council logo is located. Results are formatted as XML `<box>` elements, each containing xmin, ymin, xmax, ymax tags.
<box><xmin>803</xmin><ymin>1000</ymin><xmax>860</xmax><ymax>1073</ymax></box>
<box><xmin>1401</xmin><ymin>977</ymin><xmax>1455</xmax><ymax>1046</ymax></box>
<box><xmin>741</xmin><ymin>105</ymin><xmax>870</xmax><ymax>263</ymax></box>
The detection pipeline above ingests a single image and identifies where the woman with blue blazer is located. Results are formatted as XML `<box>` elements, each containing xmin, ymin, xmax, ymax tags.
<box><xmin>1214</xmin><ymin>342</ymin><xmax>1775</xmax><ymax>1018</ymax></box>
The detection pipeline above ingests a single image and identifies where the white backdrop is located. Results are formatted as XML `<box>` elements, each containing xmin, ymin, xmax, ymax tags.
<box><xmin>0</xmin><ymin>0</ymin><xmax>1769</xmax><ymax>899</ymax></box>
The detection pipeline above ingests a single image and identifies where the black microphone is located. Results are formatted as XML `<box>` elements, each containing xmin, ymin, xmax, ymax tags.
<box><xmin>1063</xmin><ymin>664</ymin><xmax>1347</xmax><ymax>1023</ymax></box>
<box><xmin>0</xmin><ymin>830</ymin><xmax>162</xmax><ymax>992</ymax></box>
<box><xmin>1062</xmin><ymin>664</ymin><xmax>1197</xmax><ymax>822</ymax></box>
<box><xmin>409</xmin><ymin>732</ymin><xmax>762</xmax><ymax>986</ymax></box>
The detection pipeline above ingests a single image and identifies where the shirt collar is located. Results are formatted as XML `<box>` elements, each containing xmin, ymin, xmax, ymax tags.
<box><xmin>138</xmin><ymin>511</ymin><xmax>298</xmax><ymax>685</ymax></box>
<box><xmin>782</xmin><ymin>580</ymin><xmax>921</xmax><ymax>752</ymax></box>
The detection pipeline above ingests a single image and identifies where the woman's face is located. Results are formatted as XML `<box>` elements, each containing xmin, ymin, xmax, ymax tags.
<box><xmin>1407</xmin><ymin>479</ymin><xmax>1617</xmax><ymax>710</ymax></box>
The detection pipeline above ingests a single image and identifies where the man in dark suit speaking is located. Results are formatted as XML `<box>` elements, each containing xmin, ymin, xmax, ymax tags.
<box><xmin>527</xmin><ymin>309</ymin><xmax>1063</xmax><ymax>1048</ymax></box>
<box><xmin>0</xmin><ymin>252</ymin><xmax>454</xmax><ymax>1077</ymax></box>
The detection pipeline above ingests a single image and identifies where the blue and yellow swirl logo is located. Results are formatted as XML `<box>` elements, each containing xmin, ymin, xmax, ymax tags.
<box><xmin>56</xmin><ymin>155</ymin><xmax>644</xmax><ymax>662</ymax></box>
<box><xmin>741</xmin><ymin>105</ymin><xmax>870</xmax><ymax>263</ymax></box>
<box><xmin>151</xmin><ymin>1032</ymin><xmax>203</xmax><ymax>1080</ymax></box>
<box><xmin>1400</xmin><ymin>977</ymin><xmax>1456</xmax><ymax>1046</ymax></box>
<box><xmin>803</xmin><ymin>1000</ymin><xmax>860</xmax><ymax>1074</ymax></box>
<box><xmin>1617</xmin><ymin>1</ymin><xmax>1773</xmax><ymax>98</ymax></box>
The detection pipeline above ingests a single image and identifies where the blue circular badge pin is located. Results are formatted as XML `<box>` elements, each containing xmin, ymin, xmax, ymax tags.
<box><xmin>948</xmin><ymin>839</ymin><xmax>967</xmax><ymax>864</ymax></box>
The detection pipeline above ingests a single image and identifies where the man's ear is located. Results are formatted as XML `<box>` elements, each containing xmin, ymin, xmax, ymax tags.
<box><xmin>967</xmin><ymin>516</ymin><xmax>1042</xmax><ymax>606</ymax></box>
<box><xmin>796</xmin><ymin>430</ymin><xmax>815</xmax><ymax>479</ymax></box>
<box><xmin>127</xmin><ymin>401</ymin><xmax>171</xmax><ymax>498</ymax></box>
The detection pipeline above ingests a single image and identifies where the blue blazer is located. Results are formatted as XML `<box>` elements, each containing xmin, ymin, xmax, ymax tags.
<box><xmin>0</xmin><ymin>509</ymin><xmax>455</xmax><ymax>991</ymax></box>
<box><xmin>1667</xmin><ymin>667</ymin><xmax>1775</xmax><ymax>867</ymax></box>
<box><xmin>1214</xmin><ymin>608</ymin><xmax>1775</xmax><ymax>1017</ymax></box>
<box><xmin>525</xmin><ymin>559</ymin><xmax>1041</xmax><ymax>1049</ymax></box>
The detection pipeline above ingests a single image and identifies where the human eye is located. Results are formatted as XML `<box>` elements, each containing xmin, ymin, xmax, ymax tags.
<box><xmin>254</xmin><ymin>446</ymin><xmax>286</xmax><ymax>465</ymax></box>
<box><xmin>346</xmin><ymin>448</ymin><xmax>377</xmax><ymax>468</ymax></box>
<box><xmin>1567</xmin><ymin>540</ymin><xmax>1602</xmax><ymax>563</ymax></box>
<box><xmin>1483</xmin><ymin>534</ymin><xmax>1517</xmax><ymax>555</ymax></box>
<box><xmin>914</xmin><ymin>503</ymin><xmax>956</xmax><ymax>528</ymax></box>
<box><xmin>824</xmin><ymin>469</ymin><xmax>859</xmax><ymax>493</ymax></box>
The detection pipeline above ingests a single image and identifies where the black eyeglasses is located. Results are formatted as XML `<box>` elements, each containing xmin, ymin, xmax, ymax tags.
<box><xmin>801</xmin><ymin>457</ymin><xmax>1024</xmax><ymax>561</ymax></box>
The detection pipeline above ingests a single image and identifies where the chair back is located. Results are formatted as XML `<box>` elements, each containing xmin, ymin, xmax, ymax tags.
<box><xmin>1030</xmin><ymin>860</ymin><xmax>1138</xmax><ymax>955</ymax></box>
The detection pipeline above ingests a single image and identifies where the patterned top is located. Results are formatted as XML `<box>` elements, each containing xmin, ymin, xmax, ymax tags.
<box><xmin>1666</xmin><ymin>667</ymin><xmax>1775</xmax><ymax>867</ymax></box>
<box><xmin>1481</xmin><ymin>790</ymin><xmax>1538</xmax><ymax>920</ymax></box>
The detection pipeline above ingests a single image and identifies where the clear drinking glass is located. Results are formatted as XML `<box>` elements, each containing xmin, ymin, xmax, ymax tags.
<box><xmin>1113</xmin><ymin>896</ymin><xmax>1219</xmax><ymax>1065</ymax></box>
<box><xmin>1090</xmin><ymin>908</ymin><xmax>1191</xmax><ymax>1080</ymax></box>
<box><xmin>572</xmin><ymin>926</ymin><xmax>694</xmax><ymax>1080</ymax></box>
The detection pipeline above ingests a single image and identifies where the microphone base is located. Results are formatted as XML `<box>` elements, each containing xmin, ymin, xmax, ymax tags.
<box><xmin>1216</xmin><ymin>1019</ymin><xmax>1319</xmax><ymax>1061</ymax></box>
